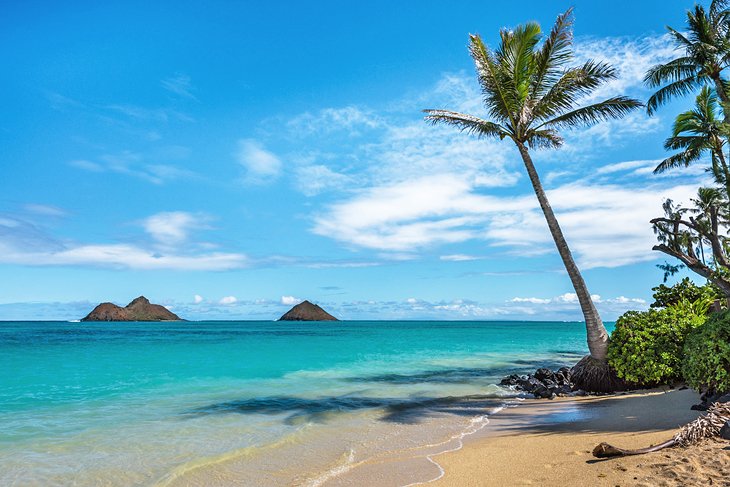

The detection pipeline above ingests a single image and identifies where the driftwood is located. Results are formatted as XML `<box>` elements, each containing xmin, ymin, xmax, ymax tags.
<box><xmin>592</xmin><ymin>401</ymin><xmax>730</xmax><ymax>458</ymax></box>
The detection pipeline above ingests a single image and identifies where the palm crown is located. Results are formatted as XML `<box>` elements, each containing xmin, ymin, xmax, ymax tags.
<box><xmin>656</xmin><ymin>86</ymin><xmax>729</xmax><ymax>179</ymax></box>
<box><xmin>424</xmin><ymin>9</ymin><xmax>642</xmax><ymax>148</ymax></box>
<box><xmin>645</xmin><ymin>0</ymin><xmax>730</xmax><ymax>115</ymax></box>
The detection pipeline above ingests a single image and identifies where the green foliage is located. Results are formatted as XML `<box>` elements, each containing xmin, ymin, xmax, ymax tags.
<box><xmin>683</xmin><ymin>309</ymin><xmax>730</xmax><ymax>393</ymax></box>
<box><xmin>608</xmin><ymin>306</ymin><xmax>705</xmax><ymax>386</ymax></box>
<box><xmin>650</xmin><ymin>277</ymin><xmax>720</xmax><ymax>309</ymax></box>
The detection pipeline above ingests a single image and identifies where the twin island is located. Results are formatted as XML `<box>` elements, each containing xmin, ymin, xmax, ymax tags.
<box><xmin>81</xmin><ymin>296</ymin><xmax>338</xmax><ymax>322</ymax></box>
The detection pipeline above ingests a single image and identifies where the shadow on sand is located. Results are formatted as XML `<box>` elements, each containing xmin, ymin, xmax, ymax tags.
<box><xmin>186</xmin><ymin>394</ymin><xmax>508</xmax><ymax>425</ymax></box>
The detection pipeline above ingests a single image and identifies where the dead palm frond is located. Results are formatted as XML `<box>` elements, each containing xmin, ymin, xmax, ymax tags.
<box><xmin>593</xmin><ymin>401</ymin><xmax>730</xmax><ymax>458</ymax></box>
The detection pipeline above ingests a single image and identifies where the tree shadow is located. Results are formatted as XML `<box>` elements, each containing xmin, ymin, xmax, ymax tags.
<box><xmin>185</xmin><ymin>393</ymin><xmax>507</xmax><ymax>425</ymax></box>
<box><xmin>344</xmin><ymin>356</ymin><xmax>581</xmax><ymax>385</ymax></box>
<box><xmin>486</xmin><ymin>389</ymin><xmax>701</xmax><ymax>436</ymax></box>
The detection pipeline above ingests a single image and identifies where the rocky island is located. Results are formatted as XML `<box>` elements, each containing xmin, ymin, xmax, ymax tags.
<box><xmin>278</xmin><ymin>300</ymin><xmax>338</xmax><ymax>321</ymax></box>
<box><xmin>81</xmin><ymin>296</ymin><xmax>182</xmax><ymax>321</ymax></box>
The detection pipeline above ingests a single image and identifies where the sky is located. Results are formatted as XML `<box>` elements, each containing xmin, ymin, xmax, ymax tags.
<box><xmin>0</xmin><ymin>0</ymin><xmax>713</xmax><ymax>320</ymax></box>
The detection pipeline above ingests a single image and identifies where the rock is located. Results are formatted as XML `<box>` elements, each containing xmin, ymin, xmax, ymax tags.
<box><xmin>720</xmin><ymin>421</ymin><xmax>730</xmax><ymax>440</ymax></box>
<box><xmin>278</xmin><ymin>300</ymin><xmax>338</xmax><ymax>321</ymax></box>
<box><xmin>534</xmin><ymin>368</ymin><xmax>556</xmax><ymax>383</ymax></box>
<box><xmin>81</xmin><ymin>296</ymin><xmax>181</xmax><ymax>321</ymax></box>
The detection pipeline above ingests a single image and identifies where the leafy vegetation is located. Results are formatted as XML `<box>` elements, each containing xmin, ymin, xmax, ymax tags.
<box><xmin>683</xmin><ymin>309</ymin><xmax>730</xmax><ymax>393</ymax></box>
<box><xmin>650</xmin><ymin>277</ymin><xmax>720</xmax><ymax>310</ymax></box>
<box><xmin>608</xmin><ymin>306</ymin><xmax>706</xmax><ymax>386</ymax></box>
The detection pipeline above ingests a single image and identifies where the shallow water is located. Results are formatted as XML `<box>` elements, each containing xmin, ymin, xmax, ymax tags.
<box><xmin>0</xmin><ymin>320</ymin><xmax>605</xmax><ymax>486</ymax></box>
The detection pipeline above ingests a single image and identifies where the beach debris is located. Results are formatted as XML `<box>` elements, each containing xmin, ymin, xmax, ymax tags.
<box><xmin>592</xmin><ymin>401</ymin><xmax>730</xmax><ymax>458</ymax></box>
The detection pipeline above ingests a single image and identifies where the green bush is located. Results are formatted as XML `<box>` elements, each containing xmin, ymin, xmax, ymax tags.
<box><xmin>608</xmin><ymin>306</ymin><xmax>705</xmax><ymax>386</ymax></box>
<box><xmin>682</xmin><ymin>309</ymin><xmax>730</xmax><ymax>394</ymax></box>
<box><xmin>650</xmin><ymin>278</ymin><xmax>720</xmax><ymax>310</ymax></box>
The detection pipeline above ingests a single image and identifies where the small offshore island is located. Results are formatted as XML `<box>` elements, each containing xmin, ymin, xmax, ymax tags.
<box><xmin>278</xmin><ymin>300</ymin><xmax>338</xmax><ymax>321</ymax></box>
<box><xmin>81</xmin><ymin>296</ymin><xmax>182</xmax><ymax>321</ymax></box>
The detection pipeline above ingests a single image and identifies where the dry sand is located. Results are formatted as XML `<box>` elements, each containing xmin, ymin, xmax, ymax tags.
<box><xmin>431</xmin><ymin>388</ymin><xmax>730</xmax><ymax>487</ymax></box>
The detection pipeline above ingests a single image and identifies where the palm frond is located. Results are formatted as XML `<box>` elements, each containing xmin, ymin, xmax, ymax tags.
<box><xmin>537</xmin><ymin>96</ymin><xmax>643</xmax><ymax>130</ymax></box>
<box><xmin>532</xmin><ymin>61</ymin><xmax>618</xmax><ymax>122</ymax></box>
<box><xmin>646</xmin><ymin>77</ymin><xmax>703</xmax><ymax>115</ymax></box>
<box><xmin>654</xmin><ymin>146</ymin><xmax>704</xmax><ymax>173</ymax></box>
<box><xmin>423</xmin><ymin>109</ymin><xmax>510</xmax><ymax>139</ymax></box>
<box><xmin>531</xmin><ymin>8</ymin><xmax>574</xmax><ymax>99</ymax></box>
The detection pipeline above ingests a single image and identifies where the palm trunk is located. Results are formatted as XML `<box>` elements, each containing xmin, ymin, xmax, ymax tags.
<box><xmin>516</xmin><ymin>141</ymin><xmax>609</xmax><ymax>360</ymax></box>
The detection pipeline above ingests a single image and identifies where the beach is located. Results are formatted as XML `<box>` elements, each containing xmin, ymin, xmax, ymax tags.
<box><xmin>432</xmin><ymin>388</ymin><xmax>730</xmax><ymax>487</ymax></box>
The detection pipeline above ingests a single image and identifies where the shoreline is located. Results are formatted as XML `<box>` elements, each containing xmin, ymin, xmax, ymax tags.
<box><xmin>426</xmin><ymin>388</ymin><xmax>730</xmax><ymax>486</ymax></box>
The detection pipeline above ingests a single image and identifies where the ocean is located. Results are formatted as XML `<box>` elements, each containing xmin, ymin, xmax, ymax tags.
<box><xmin>0</xmin><ymin>320</ymin><xmax>606</xmax><ymax>486</ymax></box>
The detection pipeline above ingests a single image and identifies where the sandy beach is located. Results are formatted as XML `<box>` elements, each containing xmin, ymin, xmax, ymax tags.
<box><xmin>432</xmin><ymin>388</ymin><xmax>730</xmax><ymax>487</ymax></box>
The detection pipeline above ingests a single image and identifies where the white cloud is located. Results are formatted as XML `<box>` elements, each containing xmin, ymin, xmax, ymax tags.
<box><xmin>294</xmin><ymin>165</ymin><xmax>353</xmax><ymax>197</ymax></box>
<box><xmin>0</xmin><ymin>243</ymin><xmax>248</xmax><ymax>270</ymax></box>
<box><xmin>440</xmin><ymin>254</ymin><xmax>480</xmax><ymax>261</ymax></box>
<box><xmin>313</xmin><ymin>173</ymin><xmax>701</xmax><ymax>268</ymax></box>
<box><xmin>219</xmin><ymin>296</ymin><xmax>238</xmax><ymax>305</ymax></box>
<box><xmin>193</xmin><ymin>294</ymin><xmax>204</xmax><ymax>304</ymax></box>
<box><xmin>511</xmin><ymin>297</ymin><xmax>551</xmax><ymax>304</ymax></box>
<box><xmin>287</xmin><ymin>106</ymin><xmax>382</xmax><ymax>136</ymax></box>
<box><xmin>237</xmin><ymin>139</ymin><xmax>282</xmax><ymax>182</ymax></box>
<box><xmin>142</xmin><ymin>211</ymin><xmax>208</xmax><ymax>245</ymax></box>
<box><xmin>281</xmin><ymin>295</ymin><xmax>303</xmax><ymax>306</ymax></box>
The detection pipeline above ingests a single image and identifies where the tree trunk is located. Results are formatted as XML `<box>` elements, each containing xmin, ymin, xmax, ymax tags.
<box><xmin>516</xmin><ymin>141</ymin><xmax>609</xmax><ymax>360</ymax></box>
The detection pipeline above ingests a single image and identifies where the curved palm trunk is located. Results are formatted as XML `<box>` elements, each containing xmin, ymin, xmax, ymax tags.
<box><xmin>516</xmin><ymin>142</ymin><xmax>609</xmax><ymax>360</ymax></box>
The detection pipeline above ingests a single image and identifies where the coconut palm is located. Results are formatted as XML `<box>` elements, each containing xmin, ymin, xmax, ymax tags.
<box><xmin>593</xmin><ymin>400</ymin><xmax>730</xmax><ymax>457</ymax></box>
<box><xmin>645</xmin><ymin>0</ymin><xmax>730</xmax><ymax>117</ymax></box>
<box><xmin>655</xmin><ymin>86</ymin><xmax>730</xmax><ymax>197</ymax></box>
<box><xmin>423</xmin><ymin>9</ymin><xmax>642</xmax><ymax>391</ymax></box>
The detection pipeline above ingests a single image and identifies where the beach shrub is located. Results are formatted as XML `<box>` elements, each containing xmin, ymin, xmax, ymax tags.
<box><xmin>608</xmin><ymin>306</ymin><xmax>705</xmax><ymax>386</ymax></box>
<box><xmin>650</xmin><ymin>278</ymin><xmax>720</xmax><ymax>310</ymax></box>
<box><xmin>683</xmin><ymin>310</ymin><xmax>730</xmax><ymax>394</ymax></box>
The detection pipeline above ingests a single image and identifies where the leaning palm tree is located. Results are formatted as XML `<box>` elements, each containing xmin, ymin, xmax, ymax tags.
<box><xmin>593</xmin><ymin>400</ymin><xmax>730</xmax><ymax>457</ymax></box>
<box><xmin>645</xmin><ymin>0</ymin><xmax>730</xmax><ymax>118</ymax></box>
<box><xmin>655</xmin><ymin>86</ymin><xmax>730</xmax><ymax>198</ymax></box>
<box><xmin>424</xmin><ymin>9</ymin><xmax>642</xmax><ymax>392</ymax></box>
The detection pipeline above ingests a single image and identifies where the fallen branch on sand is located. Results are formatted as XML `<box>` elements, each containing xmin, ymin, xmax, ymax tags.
<box><xmin>592</xmin><ymin>401</ymin><xmax>730</xmax><ymax>458</ymax></box>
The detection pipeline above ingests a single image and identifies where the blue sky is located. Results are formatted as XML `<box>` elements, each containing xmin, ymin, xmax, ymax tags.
<box><xmin>0</xmin><ymin>0</ymin><xmax>710</xmax><ymax>320</ymax></box>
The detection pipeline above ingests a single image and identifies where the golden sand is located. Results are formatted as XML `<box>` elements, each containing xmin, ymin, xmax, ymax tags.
<box><xmin>431</xmin><ymin>389</ymin><xmax>730</xmax><ymax>487</ymax></box>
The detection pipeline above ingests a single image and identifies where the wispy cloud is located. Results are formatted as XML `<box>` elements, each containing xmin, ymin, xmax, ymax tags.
<box><xmin>161</xmin><ymin>73</ymin><xmax>197</xmax><ymax>100</ymax></box>
<box><xmin>237</xmin><ymin>139</ymin><xmax>282</xmax><ymax>183</ymax></box>
<box><xmin>69</xmin><ymin>151</ymin><xmax>198</xmax><ymax>184</ymax></box>
<box><xmin>0</xmin><ymin>212</ymin><xmax>247</xmax><ymax>271</ymax></box>
<box><xmin>142</xmin><ymin>211</ymin><xmax>210</xmax><ymax>245</ymax></box>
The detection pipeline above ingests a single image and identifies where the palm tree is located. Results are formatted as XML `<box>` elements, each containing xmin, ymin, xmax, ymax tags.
<box><xmin>655</xmin><ymin>86</ymin><xmax>730</xmax><ymax>197</ymax></box>
<box><xmin>645</xmin><ymin>0</ymin><xmax>730</xmax><ymax>118</ymax></box>
<box><xmin>424</xmin><ymin>9</ymin><xmax>642</xmax><ymax>392</ymax></box>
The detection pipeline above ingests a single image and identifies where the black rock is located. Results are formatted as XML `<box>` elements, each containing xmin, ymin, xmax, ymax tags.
<box><xmin>534</xmin><ymin>368</ymin><xmax>556</xmax><ymax>383</ymax></box>
<box><xmin>720</xmin><ymin>421</ymin><xmax>730</xmax><ymax>441</ymax></box>
<box><xmin>691</xmin><ymin>403</ymin><xmax>709</xmax><ymax>411</ymax></box>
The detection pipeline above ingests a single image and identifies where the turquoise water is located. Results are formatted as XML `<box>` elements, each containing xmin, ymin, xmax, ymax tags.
<box><xmin>0</xmin><ymin>321</ymin><xmax>606</xmax><ymax>486</ymax></box>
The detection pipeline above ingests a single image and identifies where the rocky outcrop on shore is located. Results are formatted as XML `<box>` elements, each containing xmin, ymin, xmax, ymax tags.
<box><xmin>500</xmin><ymin>367</ymin><xmax>587</xmax><ymax>399</ymax></box>
<box><xmin>81</xmin><ymin>296</ymin><xmax>181</xmax><ymax>321</ymax></box>
<box><xmin>278</xmin><ymin>300</ymin><xmax>338</xmax><ymax>321</ymax></box>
